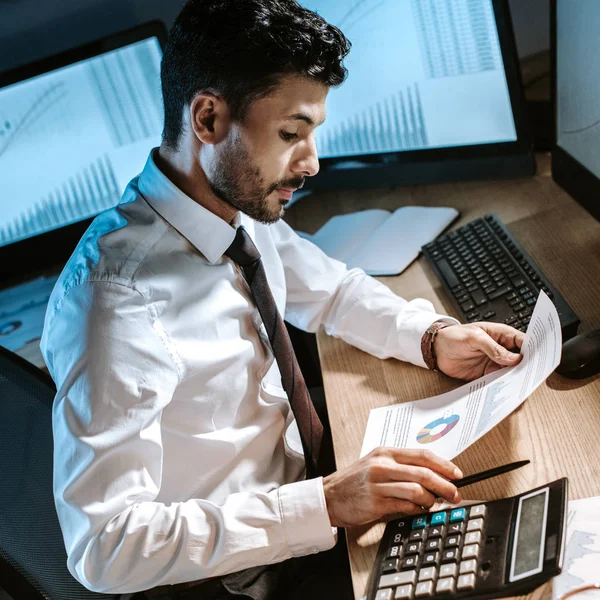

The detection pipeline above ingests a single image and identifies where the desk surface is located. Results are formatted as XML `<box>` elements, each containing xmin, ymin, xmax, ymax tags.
<box><xmin>284</xmin><ymin>153</ymin><xmax>600</xmax><ymax>600</ymax></box>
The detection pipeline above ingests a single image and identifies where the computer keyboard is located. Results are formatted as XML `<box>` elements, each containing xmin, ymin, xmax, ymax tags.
<box><xmin>421</xmin><ymin>213</ymin><xmax>580</xmax><ymax>340</ymax></box>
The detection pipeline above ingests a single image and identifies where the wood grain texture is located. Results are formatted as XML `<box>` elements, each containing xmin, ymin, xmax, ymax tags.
<box><xmin>284</xmin><ymin>153</ymin><xmax>600</xmax><ymax>599</ymax></box>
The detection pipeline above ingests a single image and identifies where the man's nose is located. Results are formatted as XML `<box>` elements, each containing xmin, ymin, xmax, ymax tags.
<box><xmin>292</xmin><ymin>137</ymin><xmax>320</xmax><ymax>177</ymax></box>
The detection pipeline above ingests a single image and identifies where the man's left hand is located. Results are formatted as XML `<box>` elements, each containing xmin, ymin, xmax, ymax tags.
<box><xmin>433</xmin><ymin>322</ymin><xmax>525</xmax><ymax>381</ymax></box>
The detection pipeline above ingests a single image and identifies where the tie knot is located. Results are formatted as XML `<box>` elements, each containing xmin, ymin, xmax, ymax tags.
<box><xmin>225</xmin><ymin>226</ymin><xmax>261</xmax><ymax>266</ymax></box>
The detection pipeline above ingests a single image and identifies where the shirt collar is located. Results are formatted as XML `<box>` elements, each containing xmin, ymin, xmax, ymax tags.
<box><xmin>138</xmin><ymin>148</ymin><xmax>247</xmax><ymax>264</ymax></box>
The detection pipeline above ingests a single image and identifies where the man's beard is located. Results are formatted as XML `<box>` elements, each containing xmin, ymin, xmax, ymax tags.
<box><xmin>210</xmin><ymin>135</ymin><xmax>304</xmax><ymax>225</ymax></box>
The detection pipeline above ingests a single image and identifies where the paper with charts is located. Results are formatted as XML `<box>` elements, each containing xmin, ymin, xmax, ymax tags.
<box><xmin>360</xmin><ymin>291</ymin><xmax>561</xmax><ymax>460</ymax></box>
<box><xmin>552</xmin><ymin>496</ymin><xmax>600</xmax><ymax>599</ymax></box>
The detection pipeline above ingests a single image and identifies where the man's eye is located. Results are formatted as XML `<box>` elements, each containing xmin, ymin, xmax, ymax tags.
<box><xmin>280</xmin><ymin>130</ymin><xmax>298</xmax><ymax>142</ymax></box>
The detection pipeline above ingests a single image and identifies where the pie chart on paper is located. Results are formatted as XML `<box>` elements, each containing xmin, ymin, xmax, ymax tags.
<box><xmin>416</xmin><ymin>414</ymin><xmax>460</xmax><ymax>444</ymax></box>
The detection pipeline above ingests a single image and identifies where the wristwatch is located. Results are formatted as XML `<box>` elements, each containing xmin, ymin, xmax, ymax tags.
<box><xmin>421</xmin><ymin>321</ymin><xmax>453</xmax><ymax>371</ymax></box>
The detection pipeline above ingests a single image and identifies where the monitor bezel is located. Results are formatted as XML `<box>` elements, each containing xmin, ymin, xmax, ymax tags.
<box><xmin>550</xmin><ymin>0</ymin><xmax>600</xmax><ymax>223</ymax></box>
<box><xmin>306</xmin><ymin>0</ymin><xmax>535</xmax><ymax>191</ymax></box>
<box><xmin>0</xmin><ymin>20</ymin><xmax>167</xmax><ymax>287</ymax></box>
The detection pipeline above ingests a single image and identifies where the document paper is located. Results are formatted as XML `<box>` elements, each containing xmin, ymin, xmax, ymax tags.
<box><xmin>360</xmin><ymin>291</ymin><xmax>562</xmax><ymax>459</ymax></box>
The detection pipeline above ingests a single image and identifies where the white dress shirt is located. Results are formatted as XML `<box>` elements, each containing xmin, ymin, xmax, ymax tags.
<box><xmin>40</xmin><ymin>149</ymin><xmax>456</xmax><ymax>594</ymax></box>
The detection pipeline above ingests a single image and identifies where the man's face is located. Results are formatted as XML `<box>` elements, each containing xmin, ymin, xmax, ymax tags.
<box><xmin>208</xmin><ymin>75</ymin><xmax>328</xmax><ymax>224</ymax></box>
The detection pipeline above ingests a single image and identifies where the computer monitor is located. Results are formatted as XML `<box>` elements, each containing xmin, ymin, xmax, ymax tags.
<box><xmin>0</xmin><ymin>21</ymin><xmax>167</xmax><ymax>284</ymax></box>
<box><xmin>551</xmin><ymin>0</ymin><xmax>600</xmax><ymax>223</ymax></box>
<box><xmin>300</xmin><ymin>0</ymin><xmax>534</xmax><ymax>191</ymax></box>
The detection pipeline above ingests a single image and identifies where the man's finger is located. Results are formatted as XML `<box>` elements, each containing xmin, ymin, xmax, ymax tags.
<box><xmin>390</xmin><ymin>465</ymin><xmax>462</xmax><ymax>504</ymax></box>
<box><xmin>476</xmin><ymin>322</ymin><xmax>526</xmax><ymax>350</ymax></box>
<box><xmin>388</xmin><ymin>448</ymin><xmax>463</xmax><ymax>480</ymax></box>
<box><xmin>474</xmin><ymin>329</ymin><xmax>523</xmax><ymax>366</ymax></box>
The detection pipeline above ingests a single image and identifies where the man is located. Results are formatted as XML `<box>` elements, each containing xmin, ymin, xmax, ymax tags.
<box><xmin>41</xmin><ymin>0</ymin><xmax>525</xmax><ymax>598</ymax></box>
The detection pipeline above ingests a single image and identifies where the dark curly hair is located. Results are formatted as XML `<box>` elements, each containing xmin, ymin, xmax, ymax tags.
<box><xmin>160</xmin><ymin>0</ymin><xmax>351</xmax><ymax>150</ymax></box>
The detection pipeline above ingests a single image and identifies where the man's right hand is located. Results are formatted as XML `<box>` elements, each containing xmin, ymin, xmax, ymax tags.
<box><xmin>322</xmin><ymin>447</ymin><xmax>463</xmax><ymax>528</ymax></box>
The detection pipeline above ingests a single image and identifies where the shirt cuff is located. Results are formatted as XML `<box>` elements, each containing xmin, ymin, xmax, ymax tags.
<box><xmin>401</xmin><ymin>311</ymin><xmax>460</xmax><ymax>369</ymax></box>
<box><xmin>277</xmin><ymin>477</ymin><xmax>337</xmax><ymax>557</ymax></box>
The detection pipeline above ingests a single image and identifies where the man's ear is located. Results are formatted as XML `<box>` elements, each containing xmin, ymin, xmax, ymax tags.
<box><xmin>188</xmin><ymin>92</ymin><xmax>232</xmax><ymax>145</ymax></box>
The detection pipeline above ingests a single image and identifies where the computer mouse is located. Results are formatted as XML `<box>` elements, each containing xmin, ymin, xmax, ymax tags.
<box><xmin>555</xmin><ymin>329</ymin><xmax>600</xmax><ymax>379</ymax></box>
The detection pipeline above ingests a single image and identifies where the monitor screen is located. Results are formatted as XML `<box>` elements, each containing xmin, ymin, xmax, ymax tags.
<box><xmin>302</xmin><ymin>0</ymin><xmax>518</xmax><ymax>160</ymax></box>
<box><xmin>0</xmin><ymin>35</ymin><xmax>163</xmax><ymax>248</ymax></box>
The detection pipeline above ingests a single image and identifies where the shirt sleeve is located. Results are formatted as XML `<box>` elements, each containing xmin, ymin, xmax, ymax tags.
<box><xmin>272</xmin><ymin>219</ymin><xmax>459</xmax><ymax>368</ymax></box>
<box><xmin>41</xmin><ymin>279</ymin><xmax>334</xmax><ymax>594</ymax></box>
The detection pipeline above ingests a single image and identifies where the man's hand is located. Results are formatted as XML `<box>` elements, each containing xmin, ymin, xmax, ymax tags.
<box><xmin>434</xmin><ymin>322</ymin><xmax>525</xmax><ymax>381</ymax></box>
<box><xmin>322</xmin><ymin>448</ymin><xmax>462</xmax><ymax>528</ymax></box>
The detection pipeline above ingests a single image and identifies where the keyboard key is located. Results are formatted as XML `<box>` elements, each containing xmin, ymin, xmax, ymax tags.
<box><xmin>422</xmin><ymin>552</ymin><xmax>440</xmax><ymax>566</ymax></box>
<box><xmin>437</xmin><ymin>259</ymin><xmax>460</xmax><ymax>288</ymax></box>
<box><xmin>376</xmin><ymin>589</ymin><xmax>393</xmax><ymax>600</ymax></box>
<box><xmin>386</xmin><ymin>545</ymin><xmax>401</xmax><ymax>559</ymax></box>
<box><xmin>415</xmin><ymin>580</ymin><xmax>434</xmax><ymax>597</ymax></box>
<box><xmin>382</xmin><ymin>558</ymin><xmax>400</xmax><ymax>573</ymax></box>
<box><xmin>483</xmin><ymin>310</ymin><xmax>496</xmax><ymax>319</ymax></box>
<box><xmin>462</xmin><ymin>544</ymin><xmax>480</xmax><ymax>559</ymax></box>
<box><xmin>469</xmin><ymin>504</ymin><xmax>487</xmax><ymax>518</ymax></box>
<box><xmin>447</xmin><ymin>523</ymin><xmax>465</xmax><ymax>535</ymax></box>
<box><xmin>430</xmin><ymin>512</ymin><xmax>447</xmax><ymax>525</ymax></box>
<box><xmin>449</xmin><ymin>508</ymin><xmax>467</xmax><ymax>522</ymax></box>
<box><xmin>488</xmin><ymin>284</ymin><xmax>512</xmax><ymax>300</ymax></box>
<box><xmin>418</xmin><ymin>566</ymin><xmax>437</xmax><ymax>581</ymax></box>
<box><xmin>457</xmin><ymin>294</ymin><xmax>470</xmax><ymax>304</ymax></box>
<box><xmin>457</xmin><ymin>573</ymin><xmax>476</xmax><ymax>591</ymax></box>
<box><xmin>459</xmin><ymin>559</ymin><xmax>478</xmax><ymax>575</ymax></box>
<box><xmin>461</xmin><ymin>301</ymin><xmax>475</xmax><ymax>312</ymax></box>
<box><xmin>402</xmin><ymin>555</ymin><xmax>420</xmax><ymax>570</ymax></box>
<box><xmin>405</xmin><ymin>542</ymin><xmax>422</xmax><ymax>555</ymax></box>
<box><xmin>505</xmin><ymin>315</ymin><xmax>517</xmax><ymax>325</ymax></box>
<box><xmin>439</xmin><ymin>563</ymin><xmax>458</xmax><ymax>578</ymax></box>
<box><xmin>512</xmin><ymin>302</ymin><xmax>526</xmax><ymax>312</ymax></box>
<box><xmin>424</xmin><ymin>539</ymin><xmax>441</xmax><ymax>552</ymax></box>
<box><xmin>426</xmin><ymin>526</ymin><xmax>445</xmax><ymax>539</ymax></box>
<box><xmin>465</xmin><ymin>531</ymin><xmax>482</xmax><ymax>545</ymax></box>
<box><xmin>471</xmin><ymin>289</ymin><xmax>487</xmax><ymax>305</ymax></box>
<box><xmin>409</xmin><ymin>530</ymin><xmax>425</xmax><ymax>542</ymax></box>
<box><xmin>393</xmin><ymin>534</ymin><xmax>404</xmax><ymax>544</ymax></box>
<box><xmin>441</xmin><ymin>548</ymin><xmax>459</xmax><ymax>563</ymax></box>
<box><xmin>394</xmin><ymin>584</ymin><xmax>413</xmax><ymax>599</ymax></box>
<box><xmin>467</xmin><ymin>518</ymin><xmax>484</xmax><ymax>532</ymax></box>
<box><xmin>379</xmin><ymin>570</ymin><xmax>417</xmax><ymax>588</ymax></box>
<box><xmin>444</xmin><ymin>534</ymin><xmax>461</xmax><ymax>548</ymax></box>
<box><xmin>436</xmin><ymin>577</ymin><xmax>456</xmax><ymax>594</ymax></box>
<box><xmin>511</xmin><ymin>276</ymin><xmax>526</xmax><ymax>287</ymax></box>
<box><xmin>412</xmin><ymin>516</ymin><xmax>427</xmax><ymax>529</ymax></box>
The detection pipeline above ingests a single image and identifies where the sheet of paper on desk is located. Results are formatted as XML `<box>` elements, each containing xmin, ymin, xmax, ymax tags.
<box><xmin>552</xmin><ymin>496</ymin><xmax>600</xmax><ymax>599</ymax></box>
<box><xmin>360</xmin><ymin>291</ymin><xmax>562</xmax><ymax>459</ymax></box>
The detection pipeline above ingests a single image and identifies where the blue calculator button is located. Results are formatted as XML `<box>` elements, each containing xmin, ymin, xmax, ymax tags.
<box><xmin>430</xmin><ymin>511</ymin><xmax>447</xmax><ymax>525</ymax></box>
<box><xmin>449</xmin><ymin>508</ymin><xmax>467</xmax><ymax>522</ymax></box>
<box><xmin>412</xmin><ymin>516</ymin><xmax>428</xmax><ymax>529</ymax></box>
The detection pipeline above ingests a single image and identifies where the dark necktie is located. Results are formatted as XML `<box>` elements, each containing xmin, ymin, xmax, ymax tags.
<box><xmin>225</xmin><ymin>226</ymin><xmax>323</xmax><ymax>478</ymax></box>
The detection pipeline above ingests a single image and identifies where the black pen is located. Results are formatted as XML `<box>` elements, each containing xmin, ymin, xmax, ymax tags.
<box><xmin>451</xmin><ymin>460</ymin><xmax>530</xmax><ymax>489</ymax></box>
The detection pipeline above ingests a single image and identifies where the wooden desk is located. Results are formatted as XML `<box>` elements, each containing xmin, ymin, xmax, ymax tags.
<box><xmin>284</xmin><ymin>153</ymin><xmax>600</xmax><ymax>599</ymax></box>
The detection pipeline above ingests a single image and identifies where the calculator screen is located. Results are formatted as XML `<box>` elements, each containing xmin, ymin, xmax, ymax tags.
<box><xmin>510</xmin><ymin>487</ymin><xmax>549</xmax><ymax>582</ymax></box>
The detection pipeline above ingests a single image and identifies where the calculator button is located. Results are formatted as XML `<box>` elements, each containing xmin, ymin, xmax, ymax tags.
<box><xmin>418</xmin><ymin>566</ymin><xmax>437</xmax><ymax>581</ymax></box>
<box><xmin>409</xmin><ymin>530</ymin><xmax>426</xmax><ymax>542</ymax></box>
<box><xmin>376</xmin><ymin>590</ymin><xmax>393</xmax><ymax>600</ymax></box>
<box><xmin>405</xmin><ymin>541</ymin><xmax>422</xmax><ymax>555</ymax></box>
<box><xmin>439</xmin><ymin>563</ymin><xmax>457</xmax><ymax>578</ymax></box>
<box><xmin>436</xmin><ymin>577</ymin><xmax>456</xmax><ymax>594</ymax></box>
<box><xmin>444</xmin><ymin>534</ymin><xmax>461</xmax><ymax>548</ymax></box>
<box><xmin>426</xmin><ymin>526</ymin><xmax>445</xmax><ymax>539</ymax></box>
<box><xmin>381</xmin><ymin>559</ymin><xmax>400</xmax><ymax>573</ymax></box>
<box><xmin>469</xmin><ymin>504</ymin><xmax>487</xmax><ymax>518</ymax></box>
<box><xmin>449</xmin><ymin>508</ymin><xmax>467</xmax><ymax>522</ymax></box>
<box><xmin>394</xmin><ymin>584</ymin><xmax>413</xmax><ymax>600</ymax></box>
<box><xmin>459</xmin><ymin>559</ymin><xmax>478</xmax><ymax>575</ymax></box>
<box><xmin>379</xmin><ymin>570</ymin><xmax>417</xmax><ymax>588</ymax></box>
<box><xmin>457</xmin><ymin>573</ymin><xmax>476</xmax><ymax>591</ymax></box>
<box><xmin>447</xmin><ymin>523</ymin><xmax>465</xmax><ymax>535</ymax></box>
<box><xmin>424</xmin><ymin>539</ymin><xmax>441</xmax><ymax>552</ymax></box>
<box><xmin>412</xmin><ymin>516</ymin><xmax>428</xmax><ymax>529</ymax></box>
<box><xmin>464</xmin><ymin>531</ymin><xmax>482</xmax><ymax>545</ymax></box>
<box><xmin>462</xmin><ymin>544</ymin><xmax>480</xmax><ymax>559</ymax></box>
<box><xmin>467</xmin><ymin>518</ymin><xmax>484</xmax><ymax>532</ymax></box>
<box><xmin>386</xmin><ymin>545</ymin><xmax>401</xmax><ymax>559</ymax></box>
<box><xmin>402</xmin><ymin>556</ymin><xmax>420</xmax><ymax>570</ymax></box>
<box><xmin>441</xmin><ymin>548</ymin><xmax>459</xmax><ymax>563</ymax></box>
<box><xmin>393</xmin><ymin>533</ymin><xmax>404</xmax><ymax>545</ymax></box>
<box><xmin>422</xmin><ymin>552</ymin><xmax>440</xmax><ymax>566</ymax></box>
<box><xmin>430</xmin><ymin>511</ymin><xmax>447</xmax><ymax>525</ymax></box>
<box><xmin>415</xmin><ymin>580</ymin><xmax>434</xmax><ymax>597</ymax></box>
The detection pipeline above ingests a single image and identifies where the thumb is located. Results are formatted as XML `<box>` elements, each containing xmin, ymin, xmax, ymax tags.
<box><xmin>476</xmin><ymin>332</ymin><xmax>522</xmax><ymax>366</ymax></box>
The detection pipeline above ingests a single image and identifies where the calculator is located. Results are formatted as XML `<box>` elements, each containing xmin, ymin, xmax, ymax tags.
<box><xmin>367</xmin><ymin>478</ymin><xmax>568</xmax><ymax>600</ymax></box>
